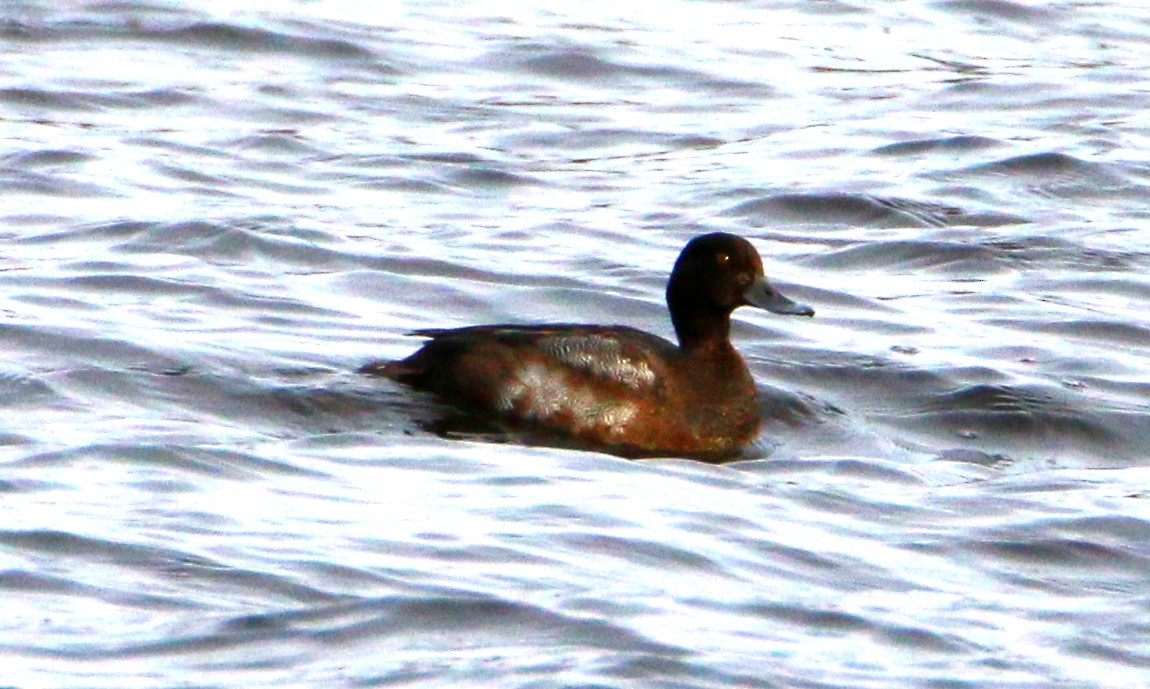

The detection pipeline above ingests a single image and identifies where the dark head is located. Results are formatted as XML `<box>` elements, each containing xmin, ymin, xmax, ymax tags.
<box><xmin>665</xmin><ymin>232</ymin><xmax>813</xmax><ymax>348</ymax></box>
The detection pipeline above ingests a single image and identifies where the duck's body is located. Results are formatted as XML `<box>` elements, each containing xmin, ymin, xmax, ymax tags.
<box><xmin>365</xmin><ymin>323</ymin><xmax>760</xmax><ymax>455</ymax></box>
<box><xmin>361</xmin><ymin>233</ymin><xmax>813</xmax><ymax>458</ymax></box>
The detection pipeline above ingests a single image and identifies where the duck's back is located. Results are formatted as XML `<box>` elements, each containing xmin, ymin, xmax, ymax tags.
<box><xmin>368</xmin><ymin>324</ymin><xmax>675</xmax><ymax>410</ymax></box>
<box><xmin>361</xmin><ymin>324</ymin><xmax>761</xmax><ymax>457</ymax></box>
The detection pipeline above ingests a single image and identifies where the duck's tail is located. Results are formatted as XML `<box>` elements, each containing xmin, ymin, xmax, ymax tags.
<box><xmin>358</xmin><ymin>359</ymin><xmax>414</xmax><ymax>379</ymax></box>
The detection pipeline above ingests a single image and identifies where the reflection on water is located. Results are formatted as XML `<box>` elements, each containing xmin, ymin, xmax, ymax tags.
<box><xmin>2</xmin><ymin>0</ymin><xmax>1150</xmax><ymax>687</ymax></box>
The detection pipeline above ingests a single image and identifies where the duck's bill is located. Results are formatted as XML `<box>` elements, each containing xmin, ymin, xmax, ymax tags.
<box><xmin>743</xmin><ymin>278</ymin><xmax>815</xmax><ymax>317</ymax></box>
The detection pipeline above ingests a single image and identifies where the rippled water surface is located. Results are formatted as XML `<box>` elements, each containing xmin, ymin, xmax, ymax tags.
<box><xmin>4</xmin><ymin>1</ymin><xmax>1150</xmax><ymax>687</ymax></box>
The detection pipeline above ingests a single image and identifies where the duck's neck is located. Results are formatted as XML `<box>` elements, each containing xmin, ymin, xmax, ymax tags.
<box><xmin>671</xmin><ymin>309</ymin><xmax>733</xmax><ymax>352</ymax></box>
<box><xmin>667</xmin><ymin>271</ymin><xmax>738</xmax><ymax>351</ymax></box>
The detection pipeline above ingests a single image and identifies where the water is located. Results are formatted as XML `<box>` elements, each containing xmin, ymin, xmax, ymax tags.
<box><xmin>3</xmin><ymin>0</ymin><xmax>1150</xmax><ymax>687</ymax></box>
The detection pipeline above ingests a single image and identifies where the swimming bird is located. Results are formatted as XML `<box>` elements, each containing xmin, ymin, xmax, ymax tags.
<box><xmin>361</xmin><ymin>232</ymin><xmax>813</xmax><ymax>458</ymax></box>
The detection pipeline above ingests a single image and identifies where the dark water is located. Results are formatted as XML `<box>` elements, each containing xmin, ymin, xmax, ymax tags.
<box><xmin>3</xmin><ymin>1</ymin><xmax>1150</xmax><ymax>687</ymax></box>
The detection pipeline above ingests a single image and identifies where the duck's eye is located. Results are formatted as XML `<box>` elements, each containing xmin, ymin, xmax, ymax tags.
<box><xmin>716</xmin><ymin>253</ymin><xmax>730</xmax><ymax>265</ymax></box>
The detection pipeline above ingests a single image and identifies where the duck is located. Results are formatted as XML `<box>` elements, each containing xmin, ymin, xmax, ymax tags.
<box><xmin>360</xmin><ymin>232</ymin><xmax>813</xmax><ymax>458</ymax></box>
